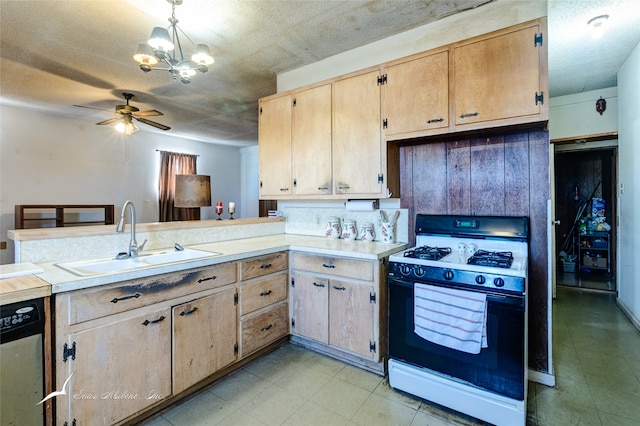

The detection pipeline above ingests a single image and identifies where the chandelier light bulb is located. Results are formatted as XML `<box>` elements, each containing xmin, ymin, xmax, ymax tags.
<box><xmin>148</xmin><ymin>27</ymin><xmax>174</xmax><ymax>51</ymax></box>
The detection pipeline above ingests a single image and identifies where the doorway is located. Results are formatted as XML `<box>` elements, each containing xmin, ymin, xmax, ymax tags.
<box><xmin>553</xmin><ymin>142</ymin><xmax>617</xmax><ymax>292</ymax></box>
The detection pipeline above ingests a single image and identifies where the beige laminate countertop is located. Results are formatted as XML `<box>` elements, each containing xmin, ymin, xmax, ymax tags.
<box><xmin>0</xmin><ymin>274</ymin><xmax>51</xmax><ymax>305</ymax></box>
<box><xmin>28</xmin><ymin>234</ymin><xmax>408</xmax><ymax>295</ymax></box>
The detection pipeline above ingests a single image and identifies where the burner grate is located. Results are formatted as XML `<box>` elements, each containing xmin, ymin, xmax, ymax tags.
<box><xmin>467</xmin><ymin>250</ymin><xmax>514</xmax><ymax>268</ymax></box>
<box><xmin>404</xmin><ymin>246</ymin><xmax>452</xmax><ymax>261</ymax></box>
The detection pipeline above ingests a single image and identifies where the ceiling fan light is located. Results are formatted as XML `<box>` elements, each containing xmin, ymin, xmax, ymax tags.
<box><xmin>148</xmin><ymin>27</ymin><xmax>174</xmax><ymax>52</ymax></box>
<box><xmin>192</xmin><ymin>44</ymin><xmax>214</xmax><ymax>65</ymax></box>
<box><xmin>133</xmin><ymin>44</ymin><xmax>158</xmax><ymax>65</ymax></box>
<box><xmin>115</xmin><ymin>115</ymin><xmax>140</xmax><ymax>135</ymax></box>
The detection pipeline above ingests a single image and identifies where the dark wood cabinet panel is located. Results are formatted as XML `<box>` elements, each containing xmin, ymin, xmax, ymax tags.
<box><xmin>398</xmin><ymin>128</ymin><xmax>550</xmax><ymax>373</ymax></box>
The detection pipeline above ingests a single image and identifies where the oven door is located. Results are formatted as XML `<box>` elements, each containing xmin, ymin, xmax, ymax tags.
<box><xmin>388</xmin><ymin>275</ymin><xmax>526</xmax><ymax>400</ymax></box>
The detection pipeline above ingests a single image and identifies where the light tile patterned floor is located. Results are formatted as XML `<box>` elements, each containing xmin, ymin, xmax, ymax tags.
<box><xmin>138</xmin><ymin>286</ymin><xmax>640</xmax><ymax>426</ymax></box>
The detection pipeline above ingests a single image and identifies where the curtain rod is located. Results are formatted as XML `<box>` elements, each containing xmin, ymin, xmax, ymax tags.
<box><xmin>156</xmin><ymin>150</ymin><xmax>200</xmax><ymax>157</ymax></box>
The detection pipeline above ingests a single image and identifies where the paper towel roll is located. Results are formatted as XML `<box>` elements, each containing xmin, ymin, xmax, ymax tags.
<box><xmin>345</xmin><ymin>200</ymin><xmax>375</xmax><ymax>211</ymax></box>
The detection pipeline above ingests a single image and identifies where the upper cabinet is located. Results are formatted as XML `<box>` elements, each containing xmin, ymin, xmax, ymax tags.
<box><xmin>258</xmin><ymin>18</ymin><xmax>547</xmax><ymax>199</ymax></box>
<box><xmin>259</xmin><ymin>94</ymin><xmax>292</xmax><ymax>198</ymax></box>
<box><xmin>292</xmin><ymin>84</ymin><xmax>332</xmax><ymax>196</ymax></box>
<box><xmin>453</xmin><ymin>19</ymin><xmax>547</xmax><ymax>129</ymax></box>
<box><xmin>333</xmin><ymin>70</ymin><xmax>384</xmax><ymax>197</ymax></box>
<box><xmin>383</xmin><ymin>49</ymin><xmax>449</xmax><ymax>139</ymax></box>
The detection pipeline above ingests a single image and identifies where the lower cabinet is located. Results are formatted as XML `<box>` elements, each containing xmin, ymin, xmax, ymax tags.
<box><xmin>57</xmin><ymin>306</ymin><xmax>172</xmax><ymax>425</ymax></box>
<box><xmin>289</xmin><ymin>252</ymin><xmax>384</xmax><ymax>368</ymax></box>
<box><xmin>172</xmin><ymin>288</ymin><xmax>238</xmax><ymax>394</ymax></box>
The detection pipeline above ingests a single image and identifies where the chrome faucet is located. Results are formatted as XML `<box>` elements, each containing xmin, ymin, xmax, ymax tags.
<box><xmin>116</xmin><ymin>200</ymin><xmax>146</xmax><ymax>257</ymax></box>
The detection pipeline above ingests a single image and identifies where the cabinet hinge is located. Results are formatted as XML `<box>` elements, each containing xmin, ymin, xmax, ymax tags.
<box><xmin>259</xmin><ymin>106</ymin><xmax>263</xmax><ymax>115</ymax></box>
<box><xmin>383</xmin><ymin>118</ymin><xmax>388</xmax><ymax>129</ymax></box>
<box><xmin>259</xmin><ymin>180</ymin><xmax>263</xmax><ymax>189</ymax></box>
<box><xmin>377</xmin><ymin>74</ymin><xmax>387</xmax><ymax>85</ymax></box>
<box><xmin>370</xmin><ymin>292</ymin><xmax>376</xmax><ymax>304</ymax></box>
<box><xmin>377</xmin><ymin>174</ymin><xmax>384</xmax><ymax>184</ymax></box>
<box><xmin>234</xmin><ymin>292</ymin><xmax>238</xmax><ymax>305</ymax></box>
<box><xmin>534</xmin><ymin>32</ymin><xmax>543</xmax><ymax>47</ymax></box>
<box><xmin>369</xmin><ymin>341</ymin><xmax>376</xmax><ymax>353</ymax></box>
<box><xmin>293</xmin><ymin>98</ymin><xmax>297</xmax><ymax>107</ymax></box>
<box><xmin>291</xmin><ymin>278</ymin><xmax>295</xmax><ymax>288</ymax></box>
<box><xmin>291</xmin><ymin>318</ymin><xmax>295</xmax><ymax>329</ymax></box>
<box><xmin>535</xmin><ymin>91</ymin><xmax>545</xmax><ymax>105</ymax></box>
<box><xmin>63</xmin><ymin>342</ymin><xmax>76</xmax><ymax>362</ymax></box>
<box><xmin>63</xmin><ymin>420</ymin><xmax>76</xmax><ymax>426</ymax></box>
<box><xmin>293</xmin><ymin>178</ymin><xmax>297</xmax><ymax>188</ymax></box>
<box><xmin>234</xmin><ymin>343</ymin><xmax>238</xmax><ymax>355</ymax></box>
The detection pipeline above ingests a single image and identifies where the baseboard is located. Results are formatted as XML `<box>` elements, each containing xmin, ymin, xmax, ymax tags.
<box><xmin>528</xmin><ymin>368</ymin><xmax>555</xmax><ymax>387</ymax></box>
<box><xmin>617</xmin><ymin>298</ymin><xmax>640</xmax><ymax>331</ymax></box>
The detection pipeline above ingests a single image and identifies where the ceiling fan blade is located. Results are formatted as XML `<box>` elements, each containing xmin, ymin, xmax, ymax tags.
<box><xmin>135</xmin><ymin>117</ymin><xmax>171</xmax><ymax>131</ymax></box>
<box><xmin>96</xmin><ymin>117</ymin><xmax>122</xmax><ymax>125</ymax></box>
<box><xmin>73</xmin><ymin>104</ymin><xmax>117</xmax><ymax>114</ymax></box>
<box><xmin>133</xmin><ymin>109</ymin><xmax>164</xmax><ymax>117</ymax></box>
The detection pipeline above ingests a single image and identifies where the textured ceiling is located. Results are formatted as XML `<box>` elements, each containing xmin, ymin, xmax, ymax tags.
<box><xmin>1</xmin><ymin>1</ymin><xmax>638</xmax><ymax>147</ymax></box>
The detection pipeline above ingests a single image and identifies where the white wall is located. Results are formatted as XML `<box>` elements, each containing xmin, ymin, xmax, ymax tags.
<box><xmin>549</xmin><ymin>87</ymin><xmax>618</xmax><ymax>141</ymax></box>
<box><xmin>278</xmin><ymin>0</ymin><xmax>546</xmax><ymax>91</ymax></box>
<box><xmin>0</xmin><ymin>104</ymin><xmax>245</xmax><ymax>264</ymax></box>
<box><xmin>617</xmin><ymin>42</ymin><xmax>640</xmax><ymax>327</ymax></box>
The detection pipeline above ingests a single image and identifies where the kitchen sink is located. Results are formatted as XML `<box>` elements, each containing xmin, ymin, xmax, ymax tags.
<box><xmin>55</xmin><ymin>248</ymin><xmax>221</xmax><ymax>276</ymax></box>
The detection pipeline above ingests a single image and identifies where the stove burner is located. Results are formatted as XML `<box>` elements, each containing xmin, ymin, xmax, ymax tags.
<box><xmin>404</xmin><ymin>246</ymin><xmax>452</xmax><ymax>261</ymax></box>
<box><xmin>467</xmin><ymin>250</ymin><xmax>514</xmax><ymax>269</ymax></box>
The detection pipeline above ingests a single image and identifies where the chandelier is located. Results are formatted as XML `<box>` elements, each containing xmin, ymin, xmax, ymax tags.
<box><xmin>133</xmin><ymin>0</ymin><xmax>214</xmax><ymax>84</ymax></box>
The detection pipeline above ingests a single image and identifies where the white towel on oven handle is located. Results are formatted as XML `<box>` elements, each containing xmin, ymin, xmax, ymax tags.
<box><xmin>414</xmin><ymin>283</ymin><xmax>488</xmax><ymax>354</ymax></box>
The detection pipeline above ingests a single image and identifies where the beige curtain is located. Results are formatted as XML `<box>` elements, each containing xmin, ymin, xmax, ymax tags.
<box><xmin>158</xmin><ymin>151</ymin><xmax>198</xmax><ymax>222</ymax></box>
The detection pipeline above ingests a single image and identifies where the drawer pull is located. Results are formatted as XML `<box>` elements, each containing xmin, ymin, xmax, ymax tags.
<box><xmin>197</xmin><ymin>275</ymin><xmax>217</xmax><ymax>283</ymax></box>
<box><xmin>313</xmin><ymin>282</ymin><xmax>326</xmax><ymax>288</ymax></box>
<box><xmin>111</xmin><ymin>293</ymin><xmax>141</xmax><ymax>303</ymax></box>
<box><xmin>322</xmin><ymin>263</ymin><xmax>335</xmax><ymax>269</ymax></box>
<box><xmin>142</xmin><ymin>316</ymin><xmax>166</xmax><ymax>326</ymax></box>
<box><xmin>260</xmin><ymin>263</ymin><xmax>273</xmax><ymax>269</ymax></box>
<box><xmin>260</xmin><ymin>290</ymin><xmax>273</xmax><ymax>297</ymax></box>
<box><xmin>459</xmin><ymin>112</ymin><xmax>479</xmax><ymax>119</ymax></box>
<box><xmin>318</xmin><ymin>186</ymin><xmax>329</xmax><ymax>191</ymax></box>
<box><xmin>179</xmin><ymin>307</ymin><xmax>198</xmax><ymax>316</ymax></box>
<box><xmin>260</xmin><ymin>324</ymin><xmax>273</xmax><ymax>332</ymax></box>
<box><xmin>427</xmin><ymin>118</ymin><xmax>444</xmax><ymax>124</ymax></box>
<box><xmin>332</xmin><ymin>286</ymin><xmax>346</xmax><ymax>291</ymax></box>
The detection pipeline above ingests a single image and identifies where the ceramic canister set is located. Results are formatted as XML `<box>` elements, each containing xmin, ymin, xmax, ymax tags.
<box><xmin>325</xmin><ymin>211</ymin><xmax>398</xmax><ymax>243</ymax></box>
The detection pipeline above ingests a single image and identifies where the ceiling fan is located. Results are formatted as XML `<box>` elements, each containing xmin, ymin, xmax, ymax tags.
<box><xmin>74</xmin><ymin>92</ymin><xmax>171</xmax><ymax>134</ymax></box>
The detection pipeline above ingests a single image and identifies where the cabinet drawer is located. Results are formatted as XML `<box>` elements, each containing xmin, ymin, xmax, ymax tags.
<box><xmin>241</xmin><ymin>273</ymin><xmax>288</xmax><ymax>315</ymax></box>
<box><xmin>241</xmin><ymin>303</ymin><xmax>288</xmax><ymax>356</ymax></box>
<box><xmin>291</xmin><ymin>253</ymin><xmax>374</xmax><ymax>281</ymax></box>
<box><xmin>241</xmin><ymin>251</ymin><xmax>288</xmax><ymax>281</ymax></box>
<box><xmin>67</xmin><ymin>262</ymin><xmax>237</xmax><ymax>324</ymax></box>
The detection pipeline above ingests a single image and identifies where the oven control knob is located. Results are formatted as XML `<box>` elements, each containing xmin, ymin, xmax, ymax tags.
<box><xmin>399</xmin><ymin>264</ymin><xmax>412</xmax><ymax>275</ymax></box>
<box><xmin>414</xmin><ymin>266</ymin><xmax>425</xmax><ymax>277</ymax></box>
<box><xmin>494</xmin><ymin>277</ymin><xmax>505</xmax><ymax>287</ymax></box>
<box><xmin>475</xmin><ymin>275</ymin><xmax>486</xmax><ymax>285</ymax></box>
<box><xmin>443</xmin><ymin>269</ymin><xmax>454</xmax><ymax>281</ymax></box>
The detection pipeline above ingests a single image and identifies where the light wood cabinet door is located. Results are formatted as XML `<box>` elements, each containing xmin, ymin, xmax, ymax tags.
<box><xmin>453</xmin><ymin>21</ymin><xmax>545</xmax><ymax>126</ymax></box>
<box><xmin>333</xmin><ymin>70</ymin><xmax>383</xmax><ymax>197</ymax></box>
<box><xmin>292</xmin><ymin>84</ymin><xmax>332</xmax><ymax>196</ymax></box>
<box><xmin>384</xmin><ymin>50</ymin><xmax>449</xmax><ymax>138</ymax></box>
<box><xmin>241</xmin><ymin>273</ymin><xmax>288</xmax><ymax>315</ymax></box>
<box><xmin>290</xmin><ymin>273</ymin><xmax>328</xmax><ymax>344</ymax></box>
<box><xmin>57</xmin><ymin>307</ymin><xmax>171</xmax><ymax>426</ymax></box>
<box><xmin>259</xmin><ymin>94</ymin><xmax>292</xmax><ymax>198</ymax></box>
<box><xmin>329</xmin><ymin>280</ymin><xmax>375</xmax><ymax>359</ymax></box>
<box><xmin>172</xmin><ymin>289</ymin><xmax>237</xmax><ymax>394</ymax></box>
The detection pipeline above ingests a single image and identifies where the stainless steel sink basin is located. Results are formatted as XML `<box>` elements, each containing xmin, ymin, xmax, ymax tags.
<box><xmin>55</xmin><ymin>248</ymin><xmax>221</xmax><ymax>276</ymax></box>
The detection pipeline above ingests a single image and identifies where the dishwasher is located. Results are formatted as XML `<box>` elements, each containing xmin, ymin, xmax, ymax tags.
<box><xmin>1</xmin><ymin>298</ymin><xmax>45</xmax><ymax>425</ymax></box>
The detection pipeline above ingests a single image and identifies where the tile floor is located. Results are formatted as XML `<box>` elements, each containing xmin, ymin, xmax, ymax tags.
<box><xmin>139</xmin><ymin>286</ymin><xmax>640</xmax><ymax>426</ymax></box>
<box><xmin>557</xmin><ymin>269</ymin><xmax>616</xmax><ymax>292</ymax></box>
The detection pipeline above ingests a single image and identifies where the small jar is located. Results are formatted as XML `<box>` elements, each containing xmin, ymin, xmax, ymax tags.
<box><xmin>325</xmin><ymin>216</ymin><xmax>341</xmax><ymax>239</ymax></box>
<box><xmin>381</xmin><ymin>221</ymin><xmax>395</xmax><ymax>244</ymax></box>
<box><xmin>342</xmin><ymin>219</ymin><xmax>357</xmax><ymax>240</ymax></box>
<box><xmin>359</xmin><ymin>222</ymin><xmax>375</xmax><ymax>242</ymax></box>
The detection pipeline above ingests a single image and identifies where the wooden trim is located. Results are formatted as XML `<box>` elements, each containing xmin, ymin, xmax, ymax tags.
<box><xmin>551</xmin><ymin>132</ymin><xmax>618</xmax><ymax>144</ymax></box>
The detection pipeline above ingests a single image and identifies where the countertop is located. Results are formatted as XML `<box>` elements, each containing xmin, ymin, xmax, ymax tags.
<box><xmin>26</xmin><ymin>234</ymin><xmax>408</xmax><ymax>295</ymax></box>
<box><xmin>0</xmin><ymin>274</ymin><xmax>51</xmax><ymax>305</ymax></box>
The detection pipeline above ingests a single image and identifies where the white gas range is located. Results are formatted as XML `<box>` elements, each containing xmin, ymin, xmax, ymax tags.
<box><xmin>387</xmin><ymin>215</ymin><xmax>529</xmax><ymax>426</ymax></box>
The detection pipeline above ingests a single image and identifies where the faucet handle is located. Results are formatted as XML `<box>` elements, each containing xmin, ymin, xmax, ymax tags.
<box><xmin>139</xmin><ymin>239</ymin><xmax>148</xmax><ymax>253</ymax></box>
